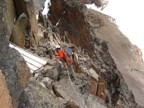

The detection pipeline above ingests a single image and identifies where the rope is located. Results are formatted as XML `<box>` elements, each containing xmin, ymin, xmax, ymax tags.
<box><xmin>66</xmin><ymin>66</ymin><xmax>86</xmax><ymax>108</ymax></box>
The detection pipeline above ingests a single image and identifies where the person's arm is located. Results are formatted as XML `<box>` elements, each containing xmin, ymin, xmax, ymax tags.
<box><xmin>53</xmin><ymin>51</ymin><xmax>64</xmax><ymax>59</ymax></box>
<box><xmin>56</xmin><ymin>51</ymin><xmax>63</xmax><ymax>59</ymax></box>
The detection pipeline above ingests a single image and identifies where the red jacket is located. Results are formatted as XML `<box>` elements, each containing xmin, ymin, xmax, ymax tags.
<box><xmin>56</xmin><ymin>49</ymin><xmax>72</xmax><ymax>66</ymax></box>
<box><xmin>56</xmin><ymin>49</ymin><xmax>65</xmax><ymax>59</ymax></box>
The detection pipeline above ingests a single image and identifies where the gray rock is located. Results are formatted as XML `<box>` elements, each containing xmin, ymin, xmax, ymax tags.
<box><xmin>0</xmin><ymin>5</ymin><xmax>30</xmax><ymax>107</ymax></box>
<box><xmin>43</xmin><ymin>62</ymin><xmax>62</xmax><ymax>81</ymax></box>
<box><xmin>18</xmin><ymin>78</ymin><xmax>65</xmax><ymax>108</ymax></box>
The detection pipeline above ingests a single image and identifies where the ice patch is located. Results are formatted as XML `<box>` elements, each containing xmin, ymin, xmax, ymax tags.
<box><xmin>36</xmin><ymin>14</ymin><xmax>38</xmax><ymax>20</ymax></box>
<box><xmin>42</xmin><ymin>0</ymin><xmax>51</xmax><ymax>16</ymax></box>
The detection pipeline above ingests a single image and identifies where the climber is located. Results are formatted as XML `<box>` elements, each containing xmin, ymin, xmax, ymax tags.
<box><xmin>53</xmin><ymin>45</ymin><xmax>75</xmax><ymax>79</ymax></box>
<box><xmin>53</xmin><ymin>45</ymin><xmax>71</xmax><ymax>64</ymax></box>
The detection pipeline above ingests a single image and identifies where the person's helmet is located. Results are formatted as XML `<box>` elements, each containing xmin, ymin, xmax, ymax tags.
<box><xmin>55</xmin><ymin>45</ymin><xmax>61</xmax><ymax>49</ymax></box>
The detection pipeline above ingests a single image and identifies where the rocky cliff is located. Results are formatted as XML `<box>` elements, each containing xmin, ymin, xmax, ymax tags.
<box><xmin>0</xmin><ymin>0</ymin><xmax>144</xmax><ymax>108</ymax></box>
<box><xmin>49</xmin><ymin>0</ymin><xmax>144</xmax><ymax>106</ymax></box>
<box><xmin>18</xmin><ymin>0</ymin><xmax>143</xmax><ymax>108</ymax></box>
<box><xmin>93</xmin><ymin>10</ymin><xmax>144</xmax><ymax>106</ymax></box>
<box><xmin>0</xmin><ymin>0</ymin><xmax>32</xmax><ymax>107</ymax></box>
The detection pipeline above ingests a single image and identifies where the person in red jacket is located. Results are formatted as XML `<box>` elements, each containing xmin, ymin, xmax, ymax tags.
<box><xmin>53</xmin><ymin>45</ymin><xmax>72</xmax><ymax>66</ymax></box>
<box><xmin>53</xmin><ymin>45</ymin><xmax>75</xmax><ymax>79</ymax></box>
<box><xmin>54</xmin><ymin>45</ymin><xmax>65</xmax><ymax>60</ymax></box>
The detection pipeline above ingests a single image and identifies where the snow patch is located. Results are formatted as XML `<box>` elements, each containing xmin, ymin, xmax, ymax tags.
<box><xmin>85</xmin><ymin>3</ymin><xmax>102</xmax><ymax>11</ymax></box>
<box><xmin>42</xmin><ymin>0</ymin><xmax>51</xmax><ymax>15</ymax></box>
<box><xmin>86</xmin><ymin>4</ymin><xmax>97</xmax><ymax>10</ymax></box>
<box><xmin>36</xmin><ymin>14</ymin><xmax>38</xmax><ymax>20</ymax></box>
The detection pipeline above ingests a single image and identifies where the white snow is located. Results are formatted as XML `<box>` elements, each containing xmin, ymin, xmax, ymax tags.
<box><xmin>86</xmin><ymin>3</ymin><xmax>101</xmax><ymax>11</ymax></box>
<box><xmin>42</xmin><ymin>0</ymin><xmax>51</xmax><ymax>15</ymax></box>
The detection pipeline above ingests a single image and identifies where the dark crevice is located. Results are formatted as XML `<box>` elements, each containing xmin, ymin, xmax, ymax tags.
<box><xmin>13</xmin><ymin>0</ymin><xmax>21</xmax><ymax>19</ymax></box>
<box><xmin>52</xmin><ymin>85</ymin><xmax>64</xmax><ymax>98</ymax></box>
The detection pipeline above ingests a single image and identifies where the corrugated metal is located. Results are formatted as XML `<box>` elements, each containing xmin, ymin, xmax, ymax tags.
<box><xmin>9</xmin><ymin>44</ymin><xmax>47</xmax><ymax>73</ymax></box>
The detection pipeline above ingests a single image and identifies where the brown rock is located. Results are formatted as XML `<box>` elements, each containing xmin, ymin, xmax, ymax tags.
<box><xmin>10</xmin><ymin>13</ymin><xmax>28</xmax><ymax>47</ymax></box>
<box><xmin>4</xmin><ymin>0</ymin><xmax>16</xmax><ymax>33</ymax></box>
<box><xmin>4</xmin><ymin>0</ymin><xmax>38</xmax><ymax>47</ymax></box>
<box><xmin>0</xmin><ymin>70</ymin><xmax>13</xmax><ymax>108</ymax></box>
<box><xmin>90</xmin><ymin>77</ymin><xmax>97</xmax><ymax>95</ymax></box>
<box><xmin>65</xmin><ymin>100</ymin><xmax>80</xmax><ymax>108</ymax></box>
<box><xmin>49</xmin><ymin>0</ymin><xmax>92</xmax><ymax>50</ymax></box>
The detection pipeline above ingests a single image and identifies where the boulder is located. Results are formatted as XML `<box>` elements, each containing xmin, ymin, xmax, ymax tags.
<box><xmin>42</xmin><ymin>63</ymin><xmax>62</xmax><ymax>81</ymax></box>
<box><xmin>10</xmin><ymin>13</ymin><xmax>28</xmax><ymax>47</ymax></box>
<box><xmin>18</xmin><ymin>78</ymin><xmax>66</xmax><ymax>108</ymax></box>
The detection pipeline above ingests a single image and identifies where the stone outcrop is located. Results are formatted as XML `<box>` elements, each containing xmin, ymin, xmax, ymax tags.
<box><xmin>49</xmin><ymin>0</ymin><xmax>92</xmax><ymax>50</ymax></box>
<box><xmin>0</xmin><ymin>0</ymin><xmax>31</xmax><ymax>107</ymax></box>
<box><xmin>18</xmin><ymin>78</ymin><xmax>65</xmax><ymax>108</ymax></box>
<box><xmin>4</xmin><ymin>0</ymin><xmax>38</xmax><ymax>47</ymax></box>
<box><xmin>10</xmin><ymin>13</ymin><xmax>28</xmax><ymax>47</ymax></box>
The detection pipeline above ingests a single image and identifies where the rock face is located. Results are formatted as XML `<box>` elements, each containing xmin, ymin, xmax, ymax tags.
<box><xmin>49</xmin><ymin>0</ymin><xmax>92</xmax><ymax>50</ymax></box>
<box><xmin>18</xmin><ymin>78</ymin><xmax>65</xmax><ymax>108</ymax></box>
<box><xmin>18</xmin><ymin>0</ymin><xmax>142</xmax><ymax>107</ymax></box>
<box><xmin>10</xmin><ymin>13</ymin><xmax>28</xmax><ymax>47</ymax></box>
<box><xmin>1</xmin><ymin>0</ymin><xmax>144</xmax><ymax>108</ymax></box>
<box><xmin>0</xmin><ymin>0</ymin><xmax>31</xmax><ymax>107</ymax></box>
<box><xmin>91</xmin><ymin>10</ymin><xmax>144</xmax><ymax>106</ymax></box>
<box><xmin>47</xmin><ymin>0</ymin><xmax>143</xmax><ymax>107</ymax></box>
<box><xmin>5</xmin><ymin>0</ymin><xmax>38</xmax><ymax>47</ymax></box>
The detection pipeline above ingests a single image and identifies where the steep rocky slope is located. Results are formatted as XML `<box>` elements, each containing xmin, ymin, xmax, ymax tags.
<box><xmin>91</xmin><ymin>10</ymin><xmax>144</xmax><ymax>106</ymax></box>
<box><xmin>76</xmin><ymin>1</ymin><xmax>144</xmax><ymax>106</ymax></box>
<box><xmin>17</xmin><ymin>0</ymin><xmax>143</xmax><ymax>107</ymax></box>
<box><xmin>0</xmin><ymin>0</ymin><xmax>144</xmax><ymax>108</ymax></box>
<box><xmin>48</xmin><ymin>0</ymin><xmax>144</xmax><ymax>106</ymax></box>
